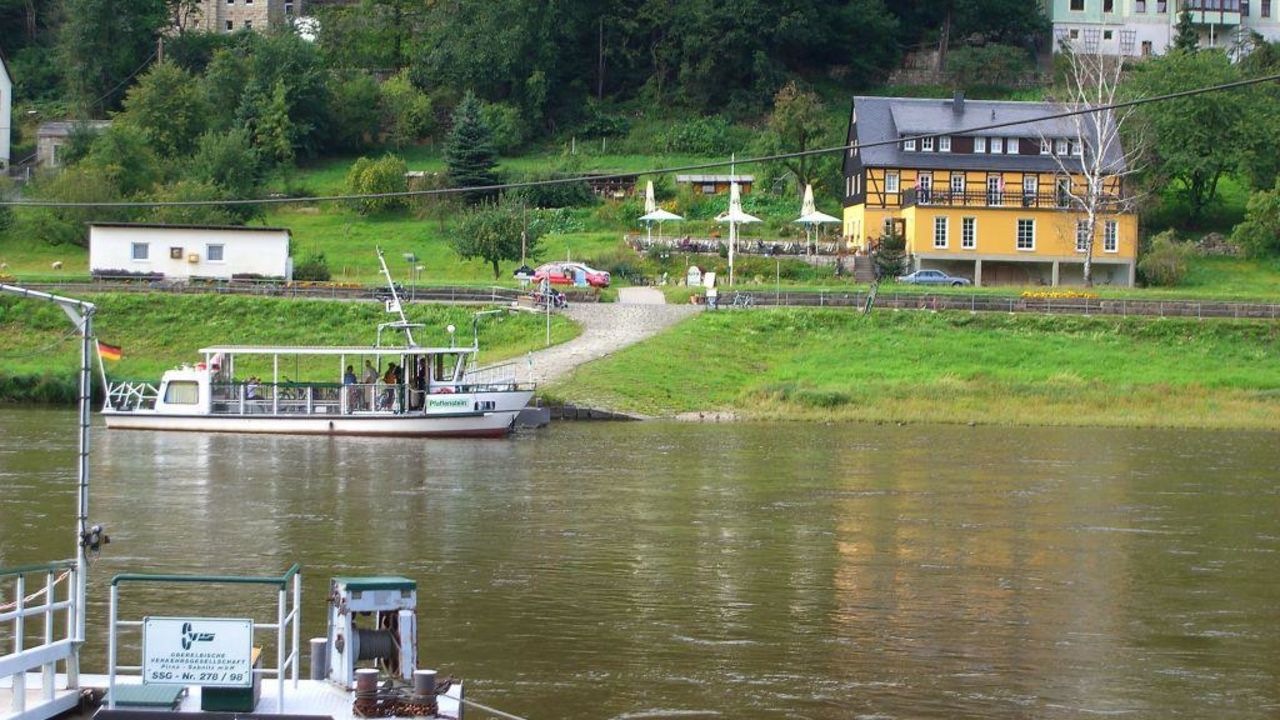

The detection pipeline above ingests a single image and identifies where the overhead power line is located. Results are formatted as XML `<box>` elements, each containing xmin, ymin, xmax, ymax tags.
<box><xmin>3</xmin><ymin>71</ymin><xmax>1279</xmax><ymax>210</ymax></box>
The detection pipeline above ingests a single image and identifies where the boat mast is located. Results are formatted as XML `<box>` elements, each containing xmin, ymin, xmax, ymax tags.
<box><xmin>376</xmin><ymin>247</ymin><xmax>416</xmax><ymax>347</ymax></box>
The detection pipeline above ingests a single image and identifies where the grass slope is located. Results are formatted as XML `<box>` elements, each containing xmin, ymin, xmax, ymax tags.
<box><xmin>549</xmin><ymin>309</ymin><xmax>1280</xmax><ymax>429</ymax></box>
<box><xmin>0</xmin><ymin>294</ymin><xmax>578</xmax><ymax>402</ymax></box>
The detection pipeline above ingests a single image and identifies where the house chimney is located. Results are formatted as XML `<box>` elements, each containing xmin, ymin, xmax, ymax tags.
<box><xmin>952</xmin><ymin>90</ymin><xmax>965</xmax><ymax>114</ymax></box>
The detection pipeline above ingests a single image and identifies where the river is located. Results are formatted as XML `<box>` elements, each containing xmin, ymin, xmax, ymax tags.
<box><xmin>1</xmin><ymin>408</ymin><xmax>1278</xmax><ymax>719</ymax></box>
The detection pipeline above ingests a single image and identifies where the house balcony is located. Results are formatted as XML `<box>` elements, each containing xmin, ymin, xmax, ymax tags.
<box><xmin>902</xmin><ymin>188</ymin><xmax>1081</xmax><ymax>210</ymax></box>
<box><xmin>1183</xmin><ymin>0</ymin><xmax>1242</xmax><ymax>24</ymax></box>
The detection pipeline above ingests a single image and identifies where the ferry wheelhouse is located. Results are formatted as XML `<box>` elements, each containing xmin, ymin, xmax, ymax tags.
<box><xmin>102</xmin><ymin>338</ymin><xmax>534</xmax><ymax>438</ymax></box>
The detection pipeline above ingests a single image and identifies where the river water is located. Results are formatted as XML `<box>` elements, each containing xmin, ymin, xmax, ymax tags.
<box><xmin>1</xmin><ymin>407</ymin><xmax>1278</xmax><ymax>719</ymax></box>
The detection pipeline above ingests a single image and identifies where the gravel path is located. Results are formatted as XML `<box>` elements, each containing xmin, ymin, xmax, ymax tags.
<box><xmin>511</xmin><ymin>293</ymin><xmax>698</xmax><ymax>386</ymax></box>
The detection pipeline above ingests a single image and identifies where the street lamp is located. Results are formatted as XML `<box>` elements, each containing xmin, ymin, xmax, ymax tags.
<box><xmin>446</xmin><ymin>324</ymin><xmax>456</xmax><ymax>349</ymax></box>
<box><xmin>402</xmin><ymin>253</ymin><xmax>418</xmax><ymax>301</ymax></box>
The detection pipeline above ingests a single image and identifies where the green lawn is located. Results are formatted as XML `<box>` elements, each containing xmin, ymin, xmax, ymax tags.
<box><xmin>0</xmin><ymin>293</ymin><xmax>578</xmax><ymax>402</ymax></box>
<box><xmin>548</xmin><ymin>309</ymin><xmax>1280</xmax><ymax>430</ymax></box>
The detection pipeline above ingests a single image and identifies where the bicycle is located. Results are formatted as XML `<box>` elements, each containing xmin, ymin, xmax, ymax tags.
<box><xmin>732</xmin><ymin>292</ymin><xmax>755</xmax><ymax>308</ymax></box>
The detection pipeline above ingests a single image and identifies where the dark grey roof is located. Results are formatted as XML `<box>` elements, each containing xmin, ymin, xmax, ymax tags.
<box><xmin>88</xmin><ymin>222</ymin><xmax>290</xmax><ymax>233</ymax></box>
<box><xmin>37</xmin><ymin>120</ymin><xmax>112</xmax><ymax>137</ymax></box>
<box><xmin>852</xmin><ymin>96</ymin><xmax>1125</xmax><ymax>173</ymax></box>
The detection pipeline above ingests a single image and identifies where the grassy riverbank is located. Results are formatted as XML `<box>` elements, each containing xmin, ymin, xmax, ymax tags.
<box><xmin>547</xmin><ymin>309</ymin><xmax>1280</xmax><ymax>430</ymax></box>
<box><xmin>0</xmin><ymin>294</ymin><xmax>578</xmax><ymax>403</ymax></box>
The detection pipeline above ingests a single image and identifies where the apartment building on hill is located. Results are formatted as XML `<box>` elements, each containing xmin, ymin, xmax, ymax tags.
<box><xmin>1049</xmin><ymin>0</ymin><xmax>1280</xmax><ymax>56</ymax></box>
<box><xmin>842</xmin><ymin>94</ymin><xmax>1138</xmax><ymax>287</ymax></box>
<box><xmin>189</xmin><ymin>0</ymin><xmax>304</xmax><ymax>33</ymax></box>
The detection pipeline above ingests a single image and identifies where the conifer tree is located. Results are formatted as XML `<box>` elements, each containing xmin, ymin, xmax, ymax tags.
<box><xmin>444</xmin><ymin>92</ymin><xmax>499</xmax><ymax>204</ymax></box>
<box><xmin>1173</xmin><ymin>8</ymin><xmax>1199</xmax><ymax>53</ymax></box>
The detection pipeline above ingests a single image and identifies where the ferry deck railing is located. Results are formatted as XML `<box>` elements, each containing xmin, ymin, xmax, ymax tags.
<box><xmin>0</xmin><ymin>561</ymin><xmax>80</xmax><ymax>720</ymax></box>
<box><xmin>107</xmin><ymin>564</ymin><xmax>301</xmax><ymax>714</ymax></box>
<box><xmin>208</xmin><ymin>380</ymin><xmax>531</xmax><ymax>416</ymax></box>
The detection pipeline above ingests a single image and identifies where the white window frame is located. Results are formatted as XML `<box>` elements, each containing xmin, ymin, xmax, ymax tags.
<box><xmin>1104</xmin><ymin>220</ymin><xmax>1119</xmax><ymax>253</ymax></box>
<box><xmin>933</xmin><ymin>216</ymin><xmax>948</xmax><ymax>249</ymax></box>
<box><xmin>1006</xmin><ymin>138</ymin><xmax>1019</xmax><ymax>154</ymax></box>
<box><xmin>991</xmin><ymin>137</ymin><xmax>1004</xmax><ymax>154</ymax></box>
<box><xmin>882</xmin><ymin>217</ymin><xmax>895</xmax><ymax>237</ymax></box>
<box><xmin>939</xmin><ymin>136</ymin><xmax>951</xmax><ymax>153</ymax></box>
<box><xmin>903</xmin><ymin>138</ymin><xmax>917</xmax><ymax>152</ymax></box>
<box><xmin>974</xmin><ymin>137</ymin><xmax>987</xmax><ymax>153</ymax></box>
<box><xmin>922</xmin><ymin>136</ymin><xmax>935</xmax><ymax>152</ymax></box>
<box><xmin>1055</xmin><ymin>138</ymin><xmax>1068</xmax><ymax>155</ymax></box>
<box><xmin>1016</xmin><ymin>219</ymin><xmax>1036</xmax><ymax>251</ymax></box>
<box><xmin>1076</xmin><ymin>220</ymin><xmax>1090</xmax><ymax>252</ymax></box>
<box><xmin>1041</xmin><ymin>139</ymin><xmax>1052</xmax><ymax>155</ymax></box>
<box><xmin>1071</xmin><ymin>140</ymin><xmax>1083</xmax><ymax>157</ymax></box>
<box><xmin>131</xmin><ymin>242</ymin><xmax>149</xmax><ymax>261</ymax></box>
<box><xmin>885</xmin><ymin>171</ymin><xmax>900</xmax><ymax>194</ymax></box>
<box><xmin>962</xmin><ymin>217</ymin><xmax>976</xmax><ymax>249</ymax></box>
<box><xmin>950</xmin><ymin>173</ymin><xmax>964</xmax><ymax>196</ymax></box>
<box><xmin>207</xmin><ymin>244</ymin><xmax>225</xmax><ymax>263</ymax></box>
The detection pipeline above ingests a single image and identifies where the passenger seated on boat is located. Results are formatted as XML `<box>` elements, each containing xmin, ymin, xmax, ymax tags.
<box><xmin>379</xmin><ymin>363</ymin><xmax>398</xmax><ymax>411</ymax></box>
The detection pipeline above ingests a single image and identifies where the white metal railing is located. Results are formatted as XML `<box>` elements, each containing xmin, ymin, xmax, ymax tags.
<box><xmin>0</xmin><ymin>561</ymin><xmax>80</xmax><ymax>718</ymax></box>
<box><xmin>104</xmin><ymin>381</ymin><xmax>159</xmax><ymax>412</ymax></box>
<box><xmin>462</xmin><ymin>363</ymin><xmax>521</xmax><ymax>390</ymax></box>
<box><xmin>107</xmin><ymin>565</ymin><xmax>301</xmax><ymax>714</ymax></box>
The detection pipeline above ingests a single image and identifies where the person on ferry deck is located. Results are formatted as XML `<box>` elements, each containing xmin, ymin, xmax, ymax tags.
<box><xmin>382</xmin><ymin>363</ymin><xmax>398</xmax><ymax>410</ymax></box>
<box><xmin>362</xmin><ymin>360</ymin><xmax>378</xmax><ymax>407</ymax></box>
<box><xmin>343</xmin><ymin>365</ymin><xmax>359</xmax><ymax>412</ymax></box>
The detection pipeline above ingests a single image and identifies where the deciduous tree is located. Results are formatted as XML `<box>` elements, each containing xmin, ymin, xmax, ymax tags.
<box><xmin>119</xmin><ymin>60</ymin><xmax>209</xmax><ymax>157</ymax></box>
<box><xmin>451</xmin><ymin>203</ymin><xmax>542</xmax><ymax>279</ymax></box>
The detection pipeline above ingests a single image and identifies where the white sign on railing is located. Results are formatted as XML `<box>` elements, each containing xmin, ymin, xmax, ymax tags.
<box><xmin>143</xmin><ymin>617</ymin><xmax>254</xmax><ymax>687</ymax></box>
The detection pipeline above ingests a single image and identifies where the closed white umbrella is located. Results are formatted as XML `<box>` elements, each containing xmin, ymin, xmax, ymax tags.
<box><xmin>644</xmin><ymin>180</ymin><xmax>657</xmax><ymax>215</ymax></box>
<box><xmin>793</xmin><ymin>184</ymin><xmax>839</xmax><ymax>254</ymax></box>
<box><xmin>715</xmin><ymin>182</ymin><xmax>761</xmax><ymax>286</ymax></box>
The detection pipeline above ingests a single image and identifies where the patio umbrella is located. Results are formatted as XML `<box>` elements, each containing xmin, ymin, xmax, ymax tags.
<box><xmin>639</xmin><ymin>207</ymin><xmax>684</xmax><ymax>245</ymax></box>
<box><xmin>715</xmin><ymin>181</ymin><xmax>761</xmax><ymax>286</ymax></box>
<box><xmin>793</xmin><ymin>184</ymin><xmax>840</xmax><ymax>254</ymax></box>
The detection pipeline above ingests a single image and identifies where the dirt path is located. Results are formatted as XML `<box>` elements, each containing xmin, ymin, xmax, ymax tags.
<box><xmin>512</xmin><ymin>292</ymin><xmax>697</xmax><ymax>386</ymax></box>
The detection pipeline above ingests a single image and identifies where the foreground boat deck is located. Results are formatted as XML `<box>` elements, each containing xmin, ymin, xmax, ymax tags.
<box><xmin>1</xmin><ymin>674</ymin><xmax>462</xmax><ymax>720</ymax></box>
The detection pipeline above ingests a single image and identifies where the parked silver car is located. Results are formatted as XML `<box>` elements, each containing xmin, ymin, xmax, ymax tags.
<box><xmin>898</xmin><ymin>269</ymin><xmax>972</xmax><ymax>287</ymax></box>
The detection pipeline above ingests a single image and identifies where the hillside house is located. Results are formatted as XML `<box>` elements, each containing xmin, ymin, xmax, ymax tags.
<box><xmin>1049</xmin><ymin>0</ymin><xmax>1280</xmax><ymax>56</ymax></box>
<box><xmin>36</xmin><ymin>120</ymin><xmax>111</xmax><ymax>168</ymax></box>
<box><xmin>675</xmin><ymin>174</ymin><xmax>754</xmax><ymax>195</ymax></box>
<box><xmin>842</xmin><ymin>94</ymin><xmax>1138</xmax><ymax>287</ymax></box>
<box><xmin>89</xmin><ymin>223</ymin><xmax>293</xmax><ymax>281</ymax></box>
<box><xmin>188</xmin><ymin>0</ymin><xmax>304</xmax><ymax>33</ymax></box>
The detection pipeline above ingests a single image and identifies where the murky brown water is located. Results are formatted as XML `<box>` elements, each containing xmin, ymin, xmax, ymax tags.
<box><xmin>2</xmin><ymin>407</ymin><xmax>1279</xmax><ymax>719</ymax></box>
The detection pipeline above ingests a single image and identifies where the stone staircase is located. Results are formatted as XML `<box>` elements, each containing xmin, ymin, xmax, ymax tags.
<box><xmin>852</xmin><ymin>255</ymin><xmax>877</xmax><ymax>284</ymax></box>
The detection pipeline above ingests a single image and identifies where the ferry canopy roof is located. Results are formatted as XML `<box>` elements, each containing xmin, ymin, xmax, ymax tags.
<box><xmin>199</xmin><ymin>345</ymin><xmax>475</xmax><ymax>356</ymax></box>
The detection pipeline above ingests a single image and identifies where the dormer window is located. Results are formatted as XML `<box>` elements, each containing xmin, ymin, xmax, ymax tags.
<box><xmin>903</xmin><ymin>138</ymin><xmax>917</xmax><ymax>152</ymax></box>
<box><xmin>1041</xmin><ymin>139</ymin><xmax>1052</xmax><ymax>155</ymax></box>
<box><xmin>940</xmin><ymin>136</ymin><xmax>952</xmax><ymax>153</ymax></box>
<box><xmin>1071</xmin><ymin>140</ymin><xmax>1083</xmax><ymax>156</ymax></box>
<box><xmin>991</xmin><ymin>137</ymin><xmax>1004</xmax><ymax>154</ymax></box>
<box><xmin>974</xmin><ymin>137</ymin><xmax>987</xmax><ymax>153</ymax></box>
<box><xmin>1055</xmin><ymin>138</ymin><xmax>1068</xmax><ymax>155</ymax></box>
<box><xmin>922</xmin><ymin>137</ymin><xmax>935</xmax><ymax>152</ymax></box>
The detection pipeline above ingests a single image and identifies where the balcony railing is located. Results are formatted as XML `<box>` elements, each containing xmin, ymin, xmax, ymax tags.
<box><xmin>902</xmin><ymin>188</ymin><xmax>1086</xmax><ymax>209</ymax></box>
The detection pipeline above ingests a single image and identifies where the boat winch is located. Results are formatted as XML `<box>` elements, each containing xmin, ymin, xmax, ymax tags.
<box><xmin>325</xmin><ymin>576</ymin><xmax>419</xmax><ymax>689</ymax></box>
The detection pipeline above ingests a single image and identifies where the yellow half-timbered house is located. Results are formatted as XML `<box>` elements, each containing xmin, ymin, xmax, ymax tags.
<box><xmin>843</xmin><ymin>94</ymin><xmax>1138</xmax><ymax>287</ymax></box>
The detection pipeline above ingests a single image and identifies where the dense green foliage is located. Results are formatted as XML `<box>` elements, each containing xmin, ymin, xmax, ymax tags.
<box><xmin>1137</xmin><ymin>230</ymin><xmax>1194</xmax><ymax>286</ymax></box>
<box><xmin>1232</xmin><ymin>179</ymin><xmax>1280</xmax><ymax>257</ymax></box>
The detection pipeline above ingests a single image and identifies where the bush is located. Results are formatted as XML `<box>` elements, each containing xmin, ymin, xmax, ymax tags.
<box><xmin>380</xmin><ymin>69</ymin><xmax>434</xmax><ymax>147</ymax></box>
<box><xmin>873</xmin><ymin>232</ymin><xmax>907</xmax><ymax>279</ymax></box>
<box><xmin>293</xmin><ymin>252</ymin><xmax>331</xmax><ymax>281</ymax></box>
<box><xmin>507</xmin><ymin>173</ymin><xmax>596</xmax><ymax>209</ymax></box>
<box><xmin>326</xmin><ymin>73</ymin><xmax>382</xmax><ymax>153</ymax></box>
<box><xmin>661</xmin><ymin>115</ymin><xmax>735</xmax><ymax>155</ymax></box>
<box><xmin>1138</xmin><ymin>230</ymin><xmax>1194</xmax><ymax>286</ymax></box>
<box><xmin>1231</xmin><ymin>178</ymin><xmax>1280</xmax><ymax>257</ymax></box>
<box><xmin>345</xmin><ymin>154</ymin><xmax>409</xmax><ymax>215</ymax></box>
<box><xmin>480</xmin><ymin>101</ymin><xmax>527</xmax><ymax>154</ymax></box>
<box><xmin>947</xmin><ymin>44</ymin><xmax>1035</xmax><ymax>90</ymax></box>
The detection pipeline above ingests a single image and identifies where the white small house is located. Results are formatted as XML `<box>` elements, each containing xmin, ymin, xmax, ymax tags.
<box><xmin>89</xmin><ymin>223</ymin><xmax>293</xmax><ymax>281</ymax></box>
<box><xmin>0</xmin><ymin>54</ymin><xmax>12</xmax><ymax>169</ymax></box>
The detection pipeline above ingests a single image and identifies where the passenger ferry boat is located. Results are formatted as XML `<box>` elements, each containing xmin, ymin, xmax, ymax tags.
<box><xmin>101</xmin><ymin>253</ymin><xmax>535</xmax><ymax>438</ymax></box>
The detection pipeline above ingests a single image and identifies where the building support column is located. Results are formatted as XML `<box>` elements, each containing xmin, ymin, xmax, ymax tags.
<box><xmin>1051</xmin><ymin>260</ymin><xmax>1060</xmax><ymax>287</ymax></box>
<box><xmin>1127</xmin><ymin>260</ymin><xmax>1136</xmax><ymax>288</ymax></box>
<box><xmin>974</xmin><ymin>258</ymin><xmax>983</xmax><ymax>287</ymax></box>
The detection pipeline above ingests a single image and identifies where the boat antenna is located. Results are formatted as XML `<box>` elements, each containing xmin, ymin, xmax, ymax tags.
<box><xmin>375</xmin><ymin>247</ymin><xmax>416</xmax><ymax>347</ymax></box>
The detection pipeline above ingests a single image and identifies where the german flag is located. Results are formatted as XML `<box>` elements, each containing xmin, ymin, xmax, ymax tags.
<box><xmin>97</xmin><ymin>341</ymin><xmax>123</xmax><ymax>362</ymax></box>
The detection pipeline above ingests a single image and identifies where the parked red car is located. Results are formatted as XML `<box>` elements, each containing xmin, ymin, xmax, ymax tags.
<box><xmin>532</xmin><ymin>262</ymin><xmax>611</xmax><ymax>288</ymax></box>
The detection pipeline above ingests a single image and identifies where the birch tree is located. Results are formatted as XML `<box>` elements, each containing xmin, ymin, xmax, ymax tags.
<box><xmin>1043</xmin><ymin>43</ymin><xmax>1144</xmax><ymax>286</ymax></box>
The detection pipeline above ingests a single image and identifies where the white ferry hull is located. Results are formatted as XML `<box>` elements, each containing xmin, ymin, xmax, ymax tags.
<box><xmin>104</xmin><ymin>391</ymin><xmax>534</xmax><ymax>438</ymax></box>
